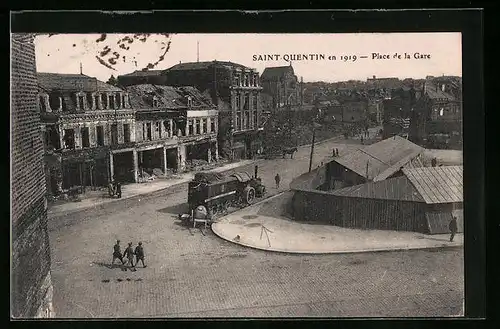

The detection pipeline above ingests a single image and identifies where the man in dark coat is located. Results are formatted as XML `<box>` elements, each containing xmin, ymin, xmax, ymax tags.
<box><xmin>449</xmin><ymin>216</ymin><xmax>458</xmax><ymax>242</ymax></box>
<box><xmin>116</xmin><ymin>181</ymin><xmax>122</xmax><ymax>198</ymax></box>
<box><xmin>335</xmin><ymin>148</ymin><xmax>339</xmax><ymax>157</ymax></box>
<box><xmin>134</xmin><ymin>242</ymin><xmax>147</xmax><ymax>268</ymax></box>
<box><xmin>275</xmin><ymin>173</ymin><xmax>281</xmax><ymax>189</ymax></box>
<box><xmin>112</xmin><ymin>240</ymin><xmax>125</xmax><ymax>265</ymax></box>
<box><xmin>123</xmin><ymin>242</ymin><xmax>135</xmax><ymax>268</ymax></box>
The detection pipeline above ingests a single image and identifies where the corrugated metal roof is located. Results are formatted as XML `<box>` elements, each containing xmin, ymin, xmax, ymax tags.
<box><xmin>331</xmin><ymin>175</ymin><xmax>425</xmax><ymax>202</ymax></box>
<box><xmin>333</xmin><ymin>136</ymin><xmax>423</xmax><ymax>181</ymax></box>
<box><xmin>402</xmin><ymin>166</ymin><xmax>463</xmax><ymax>204</ymax></box>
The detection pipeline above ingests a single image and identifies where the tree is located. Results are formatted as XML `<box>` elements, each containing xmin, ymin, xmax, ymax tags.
<box><xmin>107</xmin><ymin>75</ymin><xmax>117</xmax><ymax>86</ymax></box>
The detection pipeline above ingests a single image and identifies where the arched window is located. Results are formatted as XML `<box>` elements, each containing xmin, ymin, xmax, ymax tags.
<box><xmin>152</xmin><ymin>96</ymin><xmax>159</xmax><ymax>108</ymax></box>
<box><xmin>108</xmin><ymin>93</ymin><xmax>116</xmax><ymax>109</ymax></box>
<box><xmin>49</xmin><ymin>92</ymin><xmax>61</xmax><ymax>111</ymax></box>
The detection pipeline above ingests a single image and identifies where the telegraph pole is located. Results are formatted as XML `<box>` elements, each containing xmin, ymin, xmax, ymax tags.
<box><xmin>308</xmin><ymin>121</ymin><xmax>317</xmax><ymax>173</ymax></box>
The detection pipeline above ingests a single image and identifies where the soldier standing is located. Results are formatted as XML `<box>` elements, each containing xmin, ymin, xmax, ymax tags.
<box><xmin>112</xmin><ymin>240</ymin><xmax>125</xmax><ymax>266</ymax></box>
<box><xmin>449</xmin><ymin>216</ymin><xmax>458</xmax><ymax>242</ymax></box>
<box><xmin>116</xmin><ymin>181</ymin><xmax>122</xmax><ymax>198</ymax></box>
<box><xmin>134</xmin><ymin>242</ymin><xmax>147</xmax><ymax>268</ymax></box>
<box><xmin>335</xmin><ymin>148</ymin><xmax>339</xmax><ymax>157</ymax></box>
<box><xmin>275</xmin><ymin>173</ymin><xmax>281</xmax><ymax>189</ymax></box>
<box><xmin>123</xmin><ymin>242</ymin><xmax>135</xmax><ymax>268</ymax></box>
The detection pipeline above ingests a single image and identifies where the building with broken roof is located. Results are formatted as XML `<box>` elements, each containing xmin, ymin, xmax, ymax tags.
<box><xmin>38</xmin><ymin>72</ymin><xmax>135</xmax><ymax>196</ymax></box>
<box><xmin>118</xmin><ymin>61</ymin><xmax>264</xmax><ymax>161</ymax></box>
<box><xmin>123</xmin><ymin>84</ymin><xmax>218</xmax><ymax>180</ymax></box>
<box><xmin>410</xmin><ymin>76</ymin><xmax>462</xmax><ymax>149</ymax></box>
<box><xmin>290</xmin><ymin>146</ymin><xmax>463</xmax><ymax>234</ymax></box>
<box><xmin>260</xmin><ymin>65</ymin><xmax>302</xmax><ymax>109</ymax></box>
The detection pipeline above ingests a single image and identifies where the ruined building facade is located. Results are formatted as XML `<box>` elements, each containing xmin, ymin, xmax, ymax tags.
<box><xmin>11</xmin><ymin>34</ymin><xmax>55</xmax><ymax>318</ymax></box>
<box><xmin>38</xmin><ymin>73</ymin><xmax>219</xmax><ymax>195</ymax></box>
<box><xmin>38</xmin><ymin>73</ymin><xmax>135</xmax><ymax>195</ymax></box>
<box><xmin>119</xmin><ymin>61</ymin><xmax>263</xmax><ymax>161</ymax></box>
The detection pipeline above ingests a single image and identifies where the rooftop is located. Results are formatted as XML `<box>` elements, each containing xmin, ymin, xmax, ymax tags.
<box><xmin>118</xmin><ymin>70</ymin><xmax>164</xmax><ymax>77</ymax></box>
<box><xmin>333</xmin><ymin>136</ymin><xmax>424</xmax><ymax>181</ymax></box>
<box><xmin>125</xmin><ymin>84</ymin><xmax>214</xmax><ymax>110</ymax></box>
<box><xmin>165</xmin><ymin>60</ymin><xmax>252</xmax><ymax>72</ymax></box>
<box><xmin>38</xmin><ymin>72</ymin><xmax>122</xmax><ymax>93</ymax></box>
<box><xmin>402</xmin><ymin>165</ymin><xmax>463</xmax><ymax>204</ymax></box>
<box><xmin>261</xmin><ymin>66</ymin><xmax>295</xmax><ymax>80</ymax></box>
<box><xmin>331</xmin><ymin>175</ymin><xmax>425</xmax><ymax>202</ymax></box>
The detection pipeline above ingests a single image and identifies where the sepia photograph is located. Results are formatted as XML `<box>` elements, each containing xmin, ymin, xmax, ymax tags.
<box><xmin>11</xmin><ymin>27</ymin><xmax>468</xmax><ymax>318</ymax></box>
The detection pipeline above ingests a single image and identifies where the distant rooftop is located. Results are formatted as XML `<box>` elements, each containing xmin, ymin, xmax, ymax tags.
<box><xmin>165</xmin><ymin>60</ymin><xmax>252</xmax><ymax>72</ymax></box>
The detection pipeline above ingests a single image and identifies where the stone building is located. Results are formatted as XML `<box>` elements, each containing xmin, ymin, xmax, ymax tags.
<box><xmin>125</xmin><ymin>84</ymin><xmax>218</xmax><ymax>178</ymax></box>
<box><xmin>38</xmin><ymin>72</ymin><xmax>135</xmax><ymax>196</ymax></box>
<box><xmin>260</xmin><ymin>65</ymin><xmax>302</xmax><ymax>109</ymax></box>
<box><xmin>118</xmin><ymin>61</ymin><xmax>263</xmax><ymax>160</ymax></box>
<box><xmin>11</xmin><ymin>34</ymin><xmax>54</xmax><ymax>318</ymax></box>
<box><xmin>117</xmin><ymin>69</ymin><xmax>166</xmax><ymax>87</ymax></box>
<box><xmin>410</xmin><ymin>76</ymin><xmax>462</xmax><ymax>149</ymax></box>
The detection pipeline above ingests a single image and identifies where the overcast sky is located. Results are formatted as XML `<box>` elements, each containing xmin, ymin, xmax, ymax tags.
<box><xmin>34</xmin><ymin>33</ymin><xmax>462</xmax><ymax>83</ymax></box>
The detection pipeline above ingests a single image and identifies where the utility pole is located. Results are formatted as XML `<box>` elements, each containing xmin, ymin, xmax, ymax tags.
<box><xmin>308</xmin><ymin>121</ymin><xmax>318</xmax><ymax>173</ymax></box>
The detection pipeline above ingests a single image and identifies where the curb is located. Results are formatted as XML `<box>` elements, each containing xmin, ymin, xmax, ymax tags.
<box><xmin>48</xmin><ymin>159</ymin><xmax>265</xmax><ymax>219</ymax></box>
<box><xmin>211</xmin><ymin>225</ymin><xmax>464</xmax><ymax>255</ymax></box>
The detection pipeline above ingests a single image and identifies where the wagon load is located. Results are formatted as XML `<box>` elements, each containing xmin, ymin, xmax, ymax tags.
<box><xmin>187</xmin><ymin>168</ymin><xmax>266</xmax><ymax>217</ymax></box>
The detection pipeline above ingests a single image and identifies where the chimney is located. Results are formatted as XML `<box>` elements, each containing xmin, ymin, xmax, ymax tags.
<box><xmin>80</xmin><ymin>63</ymin><xmax>83</xmax><ymax>75</ymax></box>
<box><xmin>373</xmin><ymin>75</ymin><xmax>376</xmax><ymax>79</ymax></box>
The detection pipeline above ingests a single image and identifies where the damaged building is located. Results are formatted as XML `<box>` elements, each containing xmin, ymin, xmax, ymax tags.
<box><xmin>38</xmin><ymin>72</ymin><xmax>135</xmax><ymax>196</ymax></box>
<box><xmin>410</xmin><ymin>76</ymin><xmax>462</xmax><ymax>149</ymax></box>
<box><xmin>119</xmin><ymin>61</ymin><xmax>264</xmax><ymax>161</ymax></box>
<box><xmin>125</xmin><ymin>84</ymin><xmax>218</xmax><ymax>180</ymax></box>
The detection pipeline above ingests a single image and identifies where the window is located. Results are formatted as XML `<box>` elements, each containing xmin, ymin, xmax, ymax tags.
<box><xmin>152</xmin><ymin>96</ymin><xmax>159</xmax><ymax>108</ymax></box>
<box><xmin>236</xmin><ymin>112</ymin><xmax>241</xmax><ymax>130</ymax></box>
<box><xmin>253</xmin><ymin>112</ymin><xmax>258</xmax><ymax>128</ymax></box>
<box><xmin>50</xmin><ymin>93</ymin><xmax>62</xmax><ymax>111</ymax></box>
<box><xmin>121</xmin><ymin>94</ymin><xmax>126</xmax><ymax>108</ymax></box>
<box><xmin>253</xmin><ymin>94</ymin><xmax>258</xmax><ymax>110</ymax></box>
<box><xmin>234</xmin><ymin>75</ymin><xmax>240</xmax><ymax>87</ymax></box>
<box><xmin>202</xmin><ymin>119</ymin><xmax>207</xmax><ymax>134</ymax></box>
<box><xmin>39</xmin><ymin>96</ymin><xmax>46</xmax><ymax>112</ymax></box>
<box><xmin>163</xmin><ymin>121</ymin><xmax>171</xmax><ymax>137</ymax></box>
<box><xmin>63</xmin><ymin>129</ymin><xmax>75</xmax><ymax>149</ymax></box>
<box><xmin>187</xmin><ymin>96</ymin><xmax>193</xmax><ymax>107</ymax></box>
<box><xmin>111</xmin><ymin>124</ymin><xmax>118</xmax><ymax>145</ymax></box>
<box><xmin>188</xmin><ymin>120</ymin><xmax>194</xmax><ymax>135</ymax></box>
<box><xmin>244</xmin><ymin>94</ymin><xmax>250</xmax><ymax>110</ymax></box>
<box><xmin>210</xmin><ymin>118</ymin><xmax>215</xmax><ymax>132</ymax></box>
<box><xmin>245</xmin><ymin>112</ymin><xmax>250</xmax><ymax>129</ymax></box>
<box><xmin>81</xmin><ymin>127</ymin><xmax>90</xmax><ymax>148</ymax></box>
<box><xmin>77</xmin><ymin>95</ymin><xmax>85</xmax><ymax>110</ymax></box>
<box><xmin>93</xmin><ymin>94</ymin><xmax>100</xmax><ymax>109</ymax></box>
<box><xmin>123</xmin><ymin>124</ymin><xmax>130</xmax><ymax>143</ymax></box>
<box><xmin>235</xmin><ymin>94</ymin><xmax>241</xmax><ymax>110</ymax></box>
<box><xmin>96</xmin><ymin>126</ymin><xmax>104</xmax><ymax>146</ymax></box>
<box><xmin>195</xmin><ymin>119</ymin><xmax>201</xmax><ymax>135</ymax></box>
<box><xmin>146</xmin><ymin>122</ymin><xmax>152</xmax><ymax>141</ymax></box>
<box><xmin>100</xmin><ymin>94</ymin><xmax>107</xmax><ymax>109</ymax></box>
<box><xmin>156</xmin><ymin>121</ymin><xmax>162</xmax><ymax>139</ymax></box>
<box><xmin>109</xmin><ymin>94</ymin><xmax>116</xmax><ymax>109</ymax></box>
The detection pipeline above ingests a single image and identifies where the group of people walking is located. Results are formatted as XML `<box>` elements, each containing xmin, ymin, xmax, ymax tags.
<box><xmin>112</xmin><ymin>240</ymin><xmax>146</xmax><ymax>269</ymax></box>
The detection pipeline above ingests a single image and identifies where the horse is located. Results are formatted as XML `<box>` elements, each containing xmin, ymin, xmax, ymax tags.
<box><xmin>282</xmin><ymin>147</ymin><xmax>298</xmax><ymax>159</ymax></box>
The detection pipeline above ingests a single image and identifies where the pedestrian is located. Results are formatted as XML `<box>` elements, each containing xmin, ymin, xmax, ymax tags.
<box><xmin>116</xmin><ymin>181</ymin><xmax>122</xmax><ymax>198</ymax></box>
<box><xmin>134</xmin><ymin>242</ymin><xmax>147</xmax><ymax>268</ymax></box>
<box><xmin>123</xmin><ymin>242</ymin><xmax>135</xmax><ymax>268</ymax></box>
<box><xmin>335</xmin><ymin>148</ymin><xmax>339</xmax><ymax>157</ymax></box>
<box><xmin>332</xmin><ymin>148</ymin><xmax>336</xmax><ymax>157</ymax></box>
<box><xmin>360</xmin><ymin>135</ymin><xmax>364</xmax><ymax>145</ymax></box>
<box><xmin>275</xmin><ymin>173</ymin><xmax>281</xmax><ymax>189</ymax></box>
<box><xmin>112</xmin><ymin>240</ymin><xmax>125</xmax><ymax>266</ymax></box>
<box><xmin>449</xmin><ymin>216</ymin><xmax>458</xmax><ymax>242</ymax></box>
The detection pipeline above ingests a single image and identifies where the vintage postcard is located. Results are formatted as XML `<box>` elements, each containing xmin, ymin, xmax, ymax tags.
<box><xmin>11</xmin><ymin>30</ymin><xmax>465</xmax><ymax>318</ymax></box>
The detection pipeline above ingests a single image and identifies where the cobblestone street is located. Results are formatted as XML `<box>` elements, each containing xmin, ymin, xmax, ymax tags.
<box><xmin>47</xmin><ymin>138</ymin><xmax>464</xmax><ymax>318</ymax></box>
